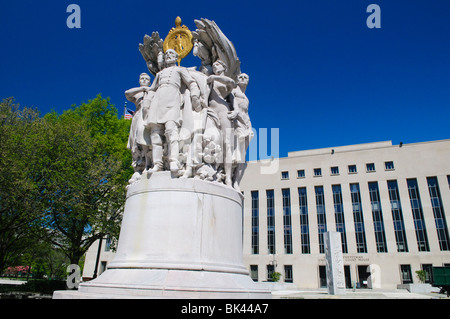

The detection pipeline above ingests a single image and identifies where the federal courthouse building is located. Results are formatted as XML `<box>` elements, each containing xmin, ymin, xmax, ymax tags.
<box><xmin>83</xmin><ymin>139</ymin><xmax>450</xmax><ymax>290</ymax></box>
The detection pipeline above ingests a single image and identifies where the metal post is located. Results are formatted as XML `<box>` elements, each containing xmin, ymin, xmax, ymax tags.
<box><xmin>92</xmin><ymin>238</ymin><xmax>103</xmax><ymax>279</ymax></box>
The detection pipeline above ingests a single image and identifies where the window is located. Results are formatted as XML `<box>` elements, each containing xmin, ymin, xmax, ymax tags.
<box><xmin>267</xmin><ymin>265</ymin><xmax>274</xmax><ymax>281</ymax></box>
<box><xmin>282</xmin><ymin>189</ymin><xmax>293</xmax><ymax>254</ymax></box>
<box><xmin>251</xmin><ymin>191</ymin><xmax>259</xmax><ymax>254</ymax></box>
<box><xmin>330</xmin><ymin>166</ymin><xmax>339</xmax><ymax>175</ymax></box>
<box><xmin>297</xmin><ymin>169</ymin><xmax>305</xmax><ymax>178</ymax></box>
<box><xmin>348</xmin><ymin>165</ymin><xmax>357</xmax><ymax>174</ymax></box>
<box><xmin>400</xmin><ymin>265</ymin><xmax>413</xmax><ymax>284</ymax></box>
<box><xmin>267</xmin><ymin>190</ymin><xmax>276</xmax><ymax>254</ymax></box>
<box><xmin>281</xmin><ymin>171</ymin><xmax>289</xmax><ymax>179</ymax></box>
<box><xmin>447</xmin><ymin>175</ymin><xmax>450</xmax><ymax>189</ymax></box>
<box><xmin>298</xmin><ymin>187</ymin><xmax>310</xmax><ymax>254</ymax></box>
<box><xmin>250</xmin><ymin>265</ymin><xmax>258</xmax><ymax>282</ymax></box>
<box><xmin>104</xmin><ymin>236</ymin><xmax>111</xmax><ymax>252</ymax></box>
<box><xmin>315</xmin><ymin>186</ymin><xmax>327</xmax><ymax>253</ymax></box>
<box><xmin>319</xmin><ymin>266</ymin><xmax>327</xmax><ymax>288</ymax></box>
<box><xmin>332</xmin><ymin>185</ymin><xmax>348</xmax><ymax>253</ymax></box>
<box><xmin>421</xmin><ymin>264</ymin><xmax>433</xmax><ymax>284</ymax></box>
<box><xmin>387</xmin><ymin>180</ymin><xmax>408</xmax><ymax>252</ymax></box>
<box><xmin>368</xmin><ymin>182</ymin><xmax>388</xmax><ymax>253</ymax></box>
<box><xmin>427</xmin><ymin>177</ymin><xmax>450</xmax><ymax>251</ymax></box>
<box><xmin>350</xmin><ymin>183</ymin><xmax>367</xmax><ymax>253</ymax></box>
<box><xmin>407</xmin><ymin>178</ymin><xmax>430</xmax><ymax>252</ymax></box>
<box><xmin>314</xmin><ymin>168</ymin><xmax>322</xmax><ymax>177</ymax></box>
<box><xmin>366</xmin><ymin>163</ymin><xmax>375</xmax><ymax>172</ymax></box>
<box><xmin>385</xmin><ymin>161</ymin><xmax>395</xmax><ymax>170</ymax></box>
<box><xmin>284</xmin><ymin>265</ymin><xmax>293</xmax><ymax>283</ymax></box>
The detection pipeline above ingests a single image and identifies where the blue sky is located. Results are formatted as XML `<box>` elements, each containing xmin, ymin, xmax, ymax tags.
<box><xmin>1</xmin><ymin>0</ymin><xmax>449</xmax><ymax>158</ymax></box>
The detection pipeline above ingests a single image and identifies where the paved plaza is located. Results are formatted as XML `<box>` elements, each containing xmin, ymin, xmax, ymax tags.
<box><xmin>2</xmin><ymin>278</ymin><xmax>449</xmax><ymax>299</ymax></box>
<box><xmin>272</xmin><ymin>288</ymin><xmax>449</xmax><ymax>299</ymax></box>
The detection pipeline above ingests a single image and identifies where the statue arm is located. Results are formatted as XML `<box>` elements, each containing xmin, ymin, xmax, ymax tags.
<box><xmin>125</xmin><ymin>87</ymin><xmax>145</xmax><ymax>96</ymax></box>
<box><xmin>125</xmin><ymin>87</ymin><xmax>146</xmax><ymax>104</ymax></box>
<box><xmin>148</xmin><ymin>73</ymin><xmax>159</xmax><ymax>92</ymax></box>
<box><xmin>180</xmin><ymin>68</ymin><xmax>201</xmax><ymax>111</ymax></box>
<box><xmin>179</xmin><ymin>68</ymin><xmax>200</xmax><ymax>96</ymax></box>
<box><xmin>207</xmin><ymin>75</ymin><xmax>236</xmax><ymax>90</ymax></box>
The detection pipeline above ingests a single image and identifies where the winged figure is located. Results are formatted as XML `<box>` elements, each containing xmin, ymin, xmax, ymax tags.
<box><xmin>192</xmin><ymin>18</ymin><xmax>241</xmax><ymax>81</ymax></box>
<box><xmin>138</xmin><ymin>32</ymin><xmax>164</xmax><ymax>77</ymax></box>
<box><xmin>130</xmin><ymin>18</ymin><xmax>250</xmax><ymax>191</ymax></box>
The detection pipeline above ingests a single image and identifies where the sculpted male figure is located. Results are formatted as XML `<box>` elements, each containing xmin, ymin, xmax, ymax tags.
<box><xmin>145</xmin><ymin>49</ymin><xmax>201</xmax><ymax>173</ymax></box>
<box><xmin>125</xmin><ymin>73</ymin><xmax>153</xmax><ymax>172</ymax></box>
<box><xmin>228</xmin><ymin>73</ymin><xmax>253</xmax><ymax>191</ymax></box>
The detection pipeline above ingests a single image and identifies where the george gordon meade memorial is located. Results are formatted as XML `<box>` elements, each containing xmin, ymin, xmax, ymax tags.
<box><xmin>54</xmin><ymin>17</ymin><xmax>271</xmax><ymax>298</ymax></box>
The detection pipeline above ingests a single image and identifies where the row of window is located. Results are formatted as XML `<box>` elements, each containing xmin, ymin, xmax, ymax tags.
<box><xmin>281</xmin><ymin>161</ymin><xmax>395</xmax><ymax>180</ymax></box>
<box><xmin>249</xmin><ymin>263</ymin><xmax>450</xmax><ymax>286</ymax></box>
<box><xmin>250</xmin><ymin>176</ymin><xmax>450</xmax><ymax>255</ymax></box>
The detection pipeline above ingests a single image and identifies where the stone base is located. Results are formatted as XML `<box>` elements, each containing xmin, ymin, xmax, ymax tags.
<box><xmin>53</xmin><ymin>268</ymin><xmax>270</xmax><ymax>299</ymax></box>
<box><xmin>397</xmin><ymin>283</ymin><xmax>438</xmax><ymax>294</ymax></box>
<box><xmin>53</xmin><ymin>172</ymin><xmax>270</xmax><ymax>299</ymax></box>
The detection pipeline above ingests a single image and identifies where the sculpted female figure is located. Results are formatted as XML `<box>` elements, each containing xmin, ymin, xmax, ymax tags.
<box><xmin>206</xmin><ymin>60</ymin><xmax>236</xmax><ymax>186</ymax></box>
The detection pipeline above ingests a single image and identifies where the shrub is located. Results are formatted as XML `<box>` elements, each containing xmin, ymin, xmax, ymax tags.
<box><xmin>0</xmin><ymin>279</ymin><xmax>66</xmax><ymax>295</ymax></box>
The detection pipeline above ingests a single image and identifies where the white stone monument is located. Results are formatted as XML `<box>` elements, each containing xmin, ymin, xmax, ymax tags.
<box><xmin>53</xmin><ymin>17</ymin><xmax>270</xmax><ymax>299</ymax></box>
<box><xmin>324</xmin><ymin>231</ymin><xmax>346</xmax><ymax>295</ymax></box>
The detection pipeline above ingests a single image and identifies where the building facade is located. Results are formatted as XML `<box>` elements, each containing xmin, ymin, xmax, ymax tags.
<box><xmin>83</xmin><ymin>139</ymin><xmax>450</xmax><ymax>290</ymax></box>
<box><xmin>240</xmin><ymin>139</ymin><xmax>450</xmax><ymax>289</ymax></box>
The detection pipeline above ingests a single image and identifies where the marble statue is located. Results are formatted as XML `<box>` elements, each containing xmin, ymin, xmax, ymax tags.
<box><xmin>229</xmin><ymin>73</ymin><xmax>253</xmax><ymax>191</ymax></box>
<box><xmin>206</xmin><ymin>60</ymin><xmax>237</xmax><ymax>186</ymax></box>
<box><xmin>125</xmin><ymin>73</ymin><xmax>153</xmax><ymax>184</ymax></box>
<box><xmin>144</xmin><ymin>49</ymin><xmax>201</xmax><ymax>174</ymax></box>
<box><xmin>53</xmin><ymin>17</ymin><xmax>270</xmax><ymax>299</ymax></box>
<box><xmin>129</xmin><ymin>17</ymin><xmax>252</xmax><ymax>190</ymax></box>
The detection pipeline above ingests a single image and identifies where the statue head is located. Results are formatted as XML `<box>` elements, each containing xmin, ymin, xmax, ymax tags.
<box><xmin>212</xmin><ymin>59</ymin><xmax>228</xmax><ymax>75</ymax></box>
<box><xmin>139</xmin><ymin>73</ymin><xmax>151</xmax><ymax>87</ymax></box>
<box><xmin>164</xmin><ymin>49</ymin><xmax>179</xmax><ymax>66</ymax></box>
<box><xmin>237</xmin><ymin>73</ymin><xmax>249</xmax><ymax>87</ymax></box>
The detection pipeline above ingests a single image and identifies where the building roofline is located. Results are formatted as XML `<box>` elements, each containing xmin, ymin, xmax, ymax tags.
<box><xmin>288</xmin><ymin>139</ymin><xmax>450</xmax><ymax>158</ymax></box>
<box><xmin>287</xmin><ymin>140</ymin><xmax>393</xmax><ymax>158</ymax></box>
<box><xmin>247</xmin><ymin>138</ymin><xmax>450</xmax><ymax>163</ymax></box>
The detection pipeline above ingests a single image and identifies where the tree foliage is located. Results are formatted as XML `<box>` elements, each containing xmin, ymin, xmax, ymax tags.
<box><xmin>0</xmin><ymin>95</ymin><xmax>132</xmax><ymax>270</ymax></box>
<box><xmin>39</xmin><ymin>95</ymin><xmax>131</xmax><ymax>265</ymax></box>
<box><xmin>66</xmin><ymin>95</ymin><xmax>133</xmax><ymax>183</ymax></box>
<box><xmin>0</xmin><ymin>98</ymin><xmax>45</xmax><ymax>273</ymax></box>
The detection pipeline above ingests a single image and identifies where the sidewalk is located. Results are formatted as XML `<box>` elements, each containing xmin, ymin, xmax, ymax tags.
<box><xmin>272</xmin><ymin>288</ymin><xmax>449</xmax><ymax>299</ymax></box>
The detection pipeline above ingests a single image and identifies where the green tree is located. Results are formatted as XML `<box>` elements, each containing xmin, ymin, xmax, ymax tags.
<box><xmin>67</xmin><ymin>94</ymin><xmax>133</xmax><ymax>183</ymax></box>
<box><xmin>0</xmin><ymin>98</ymin><xmax>46</xmax><ymax>273</ymax></box>
<box><xmin>19</xmin><ymin>240</ymin><xmax>69</xmax><ymax>280</ymax></box>
<box><xmin>0</xmin><ymin>95</ymin><xmax>132</xmax><ymax>271</ymax></box>
<box><xmin>39</xmin><ymin>96</ymin><xmax>131</xmax><ymax>265</ymax></box>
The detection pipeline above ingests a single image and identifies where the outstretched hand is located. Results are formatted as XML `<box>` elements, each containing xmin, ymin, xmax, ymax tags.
<box><xmin>192</xmin><ymin>95</ymin><xmax>201</xmax><ymax>112</ymax></box>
